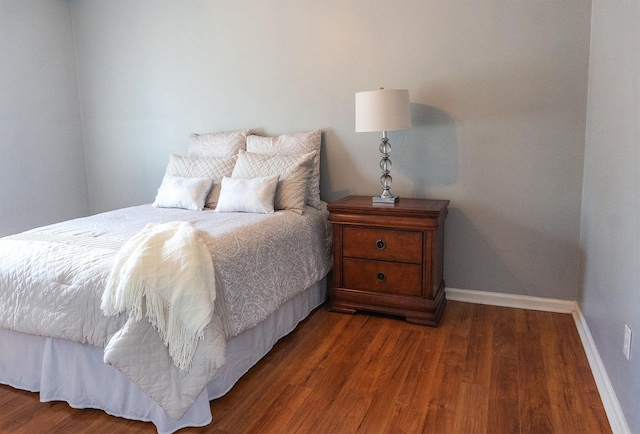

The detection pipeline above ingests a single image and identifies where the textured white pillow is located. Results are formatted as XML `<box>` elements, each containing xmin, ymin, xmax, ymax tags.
<box><xmin>152</xmin><ymin>174</ymin><xmax>213</xmax><ymax>211</ymax></box>
<box><xmin>232</xmin><ymin>150</ymin><xmax>315</xmax><ymax>215</ymax></box>
<box><xmin>246</xmin><ymin>129</ymin><xmax>321</xmax><ymax>209</ymax></box>
<box><xmin>188</xmin><ymin>130</ymin><xmax>249</xmax><ymax>158</ymax></box>
<box><xmin>165</xmin><ymin>154</ymin><xmax>237</xmax><ymax>208</ymax></box>
<box><xmin>215</xmin><ymin>175</ymin><xmax>279</xmax><ymax>214</ymax></box>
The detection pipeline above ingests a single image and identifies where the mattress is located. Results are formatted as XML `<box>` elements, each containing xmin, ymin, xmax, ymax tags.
<box><xmin>0</xmin><ymin>204</ymin><xmax>332</xmax><ymax>431</ymax></box>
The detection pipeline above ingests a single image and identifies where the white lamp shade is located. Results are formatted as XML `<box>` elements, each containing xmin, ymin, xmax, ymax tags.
<box><xmin>355</xmin><ymin>89</ymin><xmax>412</xmax><ymax>132</ymax></box>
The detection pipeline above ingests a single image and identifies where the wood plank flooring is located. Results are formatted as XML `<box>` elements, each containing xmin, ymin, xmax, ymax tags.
<box><xmin>0</xmin><ymin>301</ymin><xmax>612</xmax><ymax>433</ymax></box>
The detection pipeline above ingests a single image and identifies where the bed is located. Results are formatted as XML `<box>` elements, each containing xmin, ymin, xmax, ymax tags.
<box><xmin>0</xmin><ymin>129</ymin><xmax>331</xmax><ymax>433</ymax></box>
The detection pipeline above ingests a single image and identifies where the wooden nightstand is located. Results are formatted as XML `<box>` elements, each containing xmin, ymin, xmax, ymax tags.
<box><xmin>327</xmin><ymin>195</ymin><xmax>449</xmax><ymax>326</ymax></box>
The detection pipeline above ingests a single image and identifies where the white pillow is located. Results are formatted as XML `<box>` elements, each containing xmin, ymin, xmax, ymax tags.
<box><xmin>165</xmin><ymin>154</ymin><xmax>237</xmax><ymax>208</ymax></box>
<box><xmin>246</xmin><ymin>129</ymin><xmax>321</xmax><ymax>209</ymax></box>
<box><xmin>215</xmin><ymin>175</ymin><xmax>279</xmax><ymax>214</ymax></box>
<box><xmin>231</xmin><ymin>149</ymin><xmax>315</xmax><ymax>215</ymax></box>
<box><xmin>152</xmin><ymin>174</ymin><xmax>213</xmax><ymax>211</ymax></box>
<box><xmin>188</xmin><ymin>130</ymin><xmax>250</xmax><ymax>158</ymax></box>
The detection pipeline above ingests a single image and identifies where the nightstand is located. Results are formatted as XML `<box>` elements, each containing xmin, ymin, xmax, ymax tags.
<box><xmin>327</xmin><ymin>195</ymin><xmax>449</xmax><ymax>326</ymax></box>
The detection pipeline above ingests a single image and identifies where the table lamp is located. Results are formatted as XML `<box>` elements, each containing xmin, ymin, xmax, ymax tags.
<box><xmin>355</xmin><ymin>88</ymin><xmax>412</xmax><ymax>204</ymax></box>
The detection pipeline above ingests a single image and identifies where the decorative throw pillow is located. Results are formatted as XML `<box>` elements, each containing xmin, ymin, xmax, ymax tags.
<box><xmin>188</xmin><ymin>130</ymin><xmax>250</xmax><ymax>158</ymax></box>
<box><xmin>215</xmin><ymin>175</ymin><xmax>279</xmax><ymax>214</ymax></box>
<box><xmin>152</xmin><ymin>175</ymin><xmax>213</xmax><ymax>211</ymax></box>
<box><xmin>231</xmin><ymin>150</ymin><xmax>315</xmax><ymax>215</ymax></box>
<box><xmin>165</xmin><ymin>154</ymin><xmax>237</xmax><ymax>208</ymax></box>
<box><xmin>246</xmin><ymin>129</ymin><xmax>322</xmax><ymax>209</ymax></box>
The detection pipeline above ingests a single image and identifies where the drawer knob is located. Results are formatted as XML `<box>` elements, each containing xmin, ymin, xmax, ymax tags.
<box><xmin>377</xmin><ymin>272</ymin><xmax>386</xmax><ymax>281</ymax></box>
<box><xmin>376</xmin><ymin>240</ymin><xmax>386</xmax><ymax>250</ymax></box>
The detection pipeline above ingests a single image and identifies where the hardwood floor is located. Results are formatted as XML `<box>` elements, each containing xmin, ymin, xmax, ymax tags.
<box><xmin>0</xmin><ymin>301</ymin><xmax>611</xmax><ymax>433</ymax></box>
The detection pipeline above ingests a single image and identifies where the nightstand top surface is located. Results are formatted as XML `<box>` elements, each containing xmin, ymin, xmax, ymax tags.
<box><xmin>327</xmin><ymin>195</ymin><xmax>449</xmax><ymax>215</ymax></box>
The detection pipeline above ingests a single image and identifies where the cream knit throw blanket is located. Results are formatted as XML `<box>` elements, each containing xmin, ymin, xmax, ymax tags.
<box><xmin>101</xmin><ymin>221</ymin><xmax>216</xmax><ymax>372</ymax></box>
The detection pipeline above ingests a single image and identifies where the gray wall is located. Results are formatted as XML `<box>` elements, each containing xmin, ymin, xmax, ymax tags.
<box><xmin>582</xmin><ymin>1</ymin><xmax>640</xmax><ymax>431</ymax></box>
<box><xmin>70</xmin><ymin>0</ymin><xmax>592</xmax><ymax>301</ymax></box>
<box><xmin>0</xmin><ymin>0</ymin><xmax>89</xmax><ymax>237</ymax></box>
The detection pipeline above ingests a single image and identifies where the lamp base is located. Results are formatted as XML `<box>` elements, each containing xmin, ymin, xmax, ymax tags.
<box><xmin>372</xmin><ymin>195</ymin><xmax>399</xmax><ymax>204</ymax></box>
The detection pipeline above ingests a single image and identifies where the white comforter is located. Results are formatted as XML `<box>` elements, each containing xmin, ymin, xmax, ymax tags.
<box><xmin>0</xmin><ymin>204</ymin><xmax>332</xmax><ymax>420</ymax></box>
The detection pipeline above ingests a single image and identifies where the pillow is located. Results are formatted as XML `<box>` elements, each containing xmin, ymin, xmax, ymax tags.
<box><xmin>231</xmin><ymin>149</ymin><xmax>315</xmax><ymax>215</ymax></box>
<box><xmin>188</xmin><ymin>130</ymin><xmax>249</xmax><ymax>158</ymax></box>
<box><xmin>246</xmin><ymin>129</ymin><xmax>321</xmax><ymax>209</ymax></box>
<box><xmin>152</xmin><ymin>174</ymin><xmax>213</xmax><ymax>211</ymax></box>
<box><xmin>215</xmin><ymin>175</ymin><xmax>279</xmax><ymax>214</ymax></box>
<box><xmin>165</xmin><ymin>153</ymin><xmax>237</xmax><ymax>208</ymax></box>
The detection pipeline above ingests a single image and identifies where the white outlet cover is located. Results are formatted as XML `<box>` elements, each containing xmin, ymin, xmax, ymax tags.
<box><xmin>623</xmin><ymin>324</ymin><xmax>632</xmax><ymax>360</ymax></box>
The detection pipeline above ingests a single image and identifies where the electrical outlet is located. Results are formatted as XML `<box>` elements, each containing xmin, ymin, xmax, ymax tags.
<box><xmin>623</xmin><ymin>324</ymin><xmax>632</xmax><ymax>360</ymax></box>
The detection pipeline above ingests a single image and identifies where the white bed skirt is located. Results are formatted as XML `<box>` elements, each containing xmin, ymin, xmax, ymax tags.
<box><xmin>0</xmin><ymin>276</ymin><xmax>327</xmax><ymax>434</ymax></box>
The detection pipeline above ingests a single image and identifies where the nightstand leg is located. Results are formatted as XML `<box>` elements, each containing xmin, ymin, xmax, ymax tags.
<box><xmin>406</xmin><ymin>316</ymin><xmax>436</xmax><ymax>327</ymax></box>
<box><xmin>328</xmin><ymin>306</ymin><xmax>357</xmax><ymax>315</ymax></box>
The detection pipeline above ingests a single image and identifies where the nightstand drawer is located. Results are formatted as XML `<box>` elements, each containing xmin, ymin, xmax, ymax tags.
<box><xmin>342</xmin><ymin>227</ymin><xmax>422</xmax><ymax>263</ymax></box>
<box><xmin>343</xmin><ymin>258</ymin><xmax>422</xmax><ymax>296</ymax></box>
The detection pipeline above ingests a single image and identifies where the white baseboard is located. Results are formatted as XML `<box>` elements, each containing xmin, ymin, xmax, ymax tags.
<box><xmin>446</xmin><ymin>287</ymin><xmax>630</xmax><ymax>434</ymax></box>
<box><xmin>446</xmin><ymin>287</ymin><xmax>577</xmax><ymax>313</ymax></box>
<box><xmin>572</xmin><ymin>306</ymin><xmax>631</xmax><ymax>434</ymax></box>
